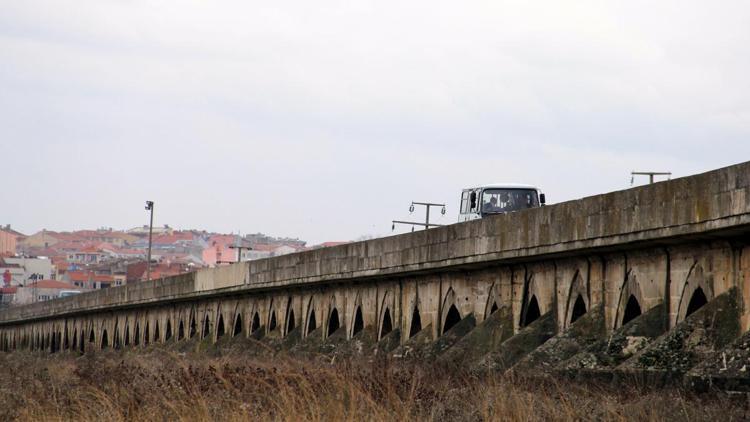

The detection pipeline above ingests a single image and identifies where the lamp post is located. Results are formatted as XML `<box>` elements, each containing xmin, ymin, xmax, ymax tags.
<box><xmin>145</xmin><ymin>201</ymin><xmax>154</xmax><ymax>282</ymax></box>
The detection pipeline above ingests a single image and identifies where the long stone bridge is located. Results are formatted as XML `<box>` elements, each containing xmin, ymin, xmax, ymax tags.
<box><xmin>2</xmin><ymin>161</ymin><xmax>750</xmax><ymax>386</ymax></box>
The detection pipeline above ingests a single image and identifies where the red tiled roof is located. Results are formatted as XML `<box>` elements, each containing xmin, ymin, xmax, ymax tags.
<box><xmin>249</xmin><ymin>244</ymin><xmax>278</xmax><ymax>252</ymax></box>
<box><xmin>152</xmin><ymin>232</ymin><xmax>193</xmax><ymax>245</ymax></box>
<box><xmin>209</xmin><ymin>234</ymin><xmax>239</xmax><ymax>245</ymax></box>
<box><xmin>72</xmin><ymin>230</ymin><xmax>131</xmax><ymax>240</ymax></box>
<box><xmin>68</xmin><ymin>271</ymin><xmax>89</xmax><ymax>282</ymax></box>
<box><xmin>41</xmin><ymin>232</ymin><xmax>87</xmax><ymax>243</ymax></box>
<box><xmin>0</xmin><ymin>228</ymin><xmax>25</xmax><ymax>237</ymax></box>
<box><xmin>1</xmin><ymin>286</ymin><xmax>17</xmax><ymax>294</ymax></box>
<box><xmin>113</xmin><ymin>248</ymin><xmax>145</xmax><ymax>255</ymax></box>
<box><xmin>26</xmin><ymin>280</ymin><xmax>74</xmax><ymax>289</ymax></box>
<box><xmin>68</xmin><ymin>271</ymin><xmax>114</xmax><ymax>283</ymax></box>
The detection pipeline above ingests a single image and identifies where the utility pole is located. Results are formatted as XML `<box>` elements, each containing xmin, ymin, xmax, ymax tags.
<box><xmin>145</xmin><ymin>201</ymin><xmax>154</xmax><ymax>282</ymax></box>
<box><xmin>631</xmin><ymin>171</ymin><xmax>672</xmax><ymax>185</ymax></box>
<box><xmin>392</xmin><ymin>201</ymin><xmax>446</xmax><ymax>232</ymax></box>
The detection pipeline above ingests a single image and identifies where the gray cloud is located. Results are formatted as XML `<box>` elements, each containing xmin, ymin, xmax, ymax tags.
<box><xmin>2</xmin><ymin>0</ymin><xmax>749</xmax><ymax>243</ymax></box>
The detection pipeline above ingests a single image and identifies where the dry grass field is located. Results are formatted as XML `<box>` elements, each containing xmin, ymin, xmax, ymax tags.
<box><xmin>0</xmin><ymin>343</ymin><xmax>747</xmax><ymax>422</ymax></box>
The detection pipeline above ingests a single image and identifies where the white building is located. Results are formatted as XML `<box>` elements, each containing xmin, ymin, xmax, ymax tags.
<box><xmin>15</xmin><ymin>280</ymin><xmax>78</xmax><ymax>305</ymax></box>
<box><xmin>0</xmin><ymin>256</ymin><xmax>53</xmax><ymax>286</ymax></box>
<box><xmin>238</xmin><ymin>244</ymin><xmax>300</xmax><ymax>262</ymax></box>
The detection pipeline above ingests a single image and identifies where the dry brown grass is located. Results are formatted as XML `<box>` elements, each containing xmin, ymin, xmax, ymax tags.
<box><xmin>0</xmin><ymin>345</ymin><xmax>746</xmax><ymax>421</ymax></box>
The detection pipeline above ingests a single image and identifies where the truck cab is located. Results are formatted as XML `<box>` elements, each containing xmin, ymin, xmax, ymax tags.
<box><xmin>458</xmin><ymin>184</ymin><xmax>545</xmax><ymax>222</ymax></box>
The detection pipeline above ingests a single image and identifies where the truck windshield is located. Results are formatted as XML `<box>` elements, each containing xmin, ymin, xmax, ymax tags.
<box><xmin>481</xmin><ymin>189</ymin><xmax>539</xmax><ymax>214</ymax></box>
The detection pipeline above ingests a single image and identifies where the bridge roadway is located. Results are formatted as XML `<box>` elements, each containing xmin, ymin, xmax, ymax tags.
<box><xmin>0</xmin><ymin>161</ymin><xmax>749</xmax><ymax>377</ymax></box>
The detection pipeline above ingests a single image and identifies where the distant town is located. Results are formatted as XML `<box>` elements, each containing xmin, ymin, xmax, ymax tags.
<box><xmin>0</xmin><ymin>224</ymin><xmax>348</xmax><ymax>307</ymax></box>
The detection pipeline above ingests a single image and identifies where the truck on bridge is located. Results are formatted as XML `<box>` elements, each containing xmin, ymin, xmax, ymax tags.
<box><xmin>458</xmin><ymin>183</ymin><xmax>546</xmax><ymax>222</ymax></box>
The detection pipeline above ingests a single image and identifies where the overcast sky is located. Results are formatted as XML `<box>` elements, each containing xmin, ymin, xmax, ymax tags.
<box><xmin>2</xmin><ymin>1</ymin><xmax>749</xmax><ymax>244</ymax></box>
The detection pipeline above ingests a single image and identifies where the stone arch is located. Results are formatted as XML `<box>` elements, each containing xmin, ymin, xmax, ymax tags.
<box><xmin>284</xmin><ymin>297</ymin><xmax>296</xmax><ymax>336</ymax></box>
<box><xmin>441</xmin><ymin>288</ymin><xmax>462</xmax><ymax>335</ymax></box>
<box><xmin>352</xmin><ymin>306</ymin><xmax>364</xmax><ymax>338</ymax></box>
<box><xmin>251</xmin><ymin>311</ymin><xmax>261</xmax><ymax>333</ymax></box>
<box><xmin>267</xmin><ymin>299</ymin><xmax>278</xmax><ymax>333</ymax></box>
<box><xmin>189</xmin><ymin>308</ymin><xmax>197</xmax><ymax>339</ymax></box>
<box><xmin>233</xmin><ymin>312</ymin><xmax>243</xmax><ymax>337</ymax></box>
<box><xmin>408</xmin><ymin>302</ymin><xmax>422</xmax><ymax>339</ymax></box>
<box><xmin>622</xmin><ymin>295</ymin><xmax>642</xmax><ymax>326</ymax></box>
<box><xmin>570</xmin><ymin>295</ymin><xmax>587</xmax><ymax>324</ymax></box>
<box><xmin>614</xmin><ymin>272</ymin><xmax>646</xmax><ymax>330</ymax></box>
<box><xmin>378</xmin><ymin>290</ymin><xmax>395</xmax><ymax>341</ymax></box>
<box><xmin>521</xmin><ymin>295</ymin><xmax>541</xmax><ymax>327</ymax></box>
<box><xmin>50</xmin><ymin>329</ymin><xmax>62</xmax><ymax>353</ymax></box>
<box><xmin>72</xmin><ymin>329</ymin><xmax>78</xmax><ymax>352</ymax></box>
<box><xmin>564</xmin><ymin>271</ymin><xmax>589</xmax><ymax>327</ymax></box>
<box><xmin>217</xmin><ymin>313</ymin><xmax>226</xmax><ymax>339</ymax></box>
<box><xmin>49</xmin><ymin>329</ymin><xmax>57</xmax><ymax>353</ymax></box>
<box><xmin>115</xmin><ymin>329</ymin><xmax>122</xmax><ymax>349</ymax></box>
<box><xmin>88</xmin><ymin>325</ymin><xmax>95</xmax><ymax>345</ymax></box>
<box><xmin>268</xmin><ymin>309</ymin><xmax>277</xmax><ymax>333</ymax></box>
<box><xmin>202</xmin><ymin>314</ymin><xmax>210</xmax><ymax>339</ymax></box>
<box><xmin>484</xmin><ymin>282</ymin><xmax>502</xmax><ymax>320</ymax></box>
<box><xmin>165</xmin><ymin>319</ymin><xmax>173</xmax><ymax>341</ymax></box>
<box><xmin>305</xmin><ymin>296</ymin><xmax>317</xmax><ymax>337</ymax></box>
<box><xmin>154</xmin><ymin>320</ymin><xmax>161</xmax><ymax>343</ymax></box>
<box><xmin>327</xmin><ymin>305</ymin><xmax>341</xmax><ymax>338</ymax></box>
<box><xmin>675</xmin><ymin>264</ymin><xmax>714</xmax><ymax>324</ymax></box>
<box><xmin>519</xmin><ymin>270</ymin><xmax>547</xmax><ymax>327</ymax></box>
<box><xmin>101</xmin><ymin>329</ymin><xmax>109</xmax><ymax>349</ymax></box>
<box><xmin>443</xmin><ymin>305</ymin><xmax>461</xmax><ymax>335</ymax></box>
<box><xmin>144</xmin><ymin>321</ymin><xmax>150</xmax><ymax>345</ymax></box>
<box><xmin>347</xmin><ymin>292</ymin><xmax>365</xmax><ymax>339</ymax></box>
<box><xmin>62</xmin><ymin>325</ymin><xmax>69</xmax><ymax>350</ymax></box>
<box><xmin>134</xmin><ymin>322</ymin><xmax>141</xmax><ymax>346</ymax></box>
<box><xmin>124</xmin><ymin>323</ymin><xmax>130</xmax><ymax>346</ymax></box>
<box><xmin>685</xmin><ymin>287</ymin><xmax>708</xmax><ymax>318</ymax></box>
<box><xmin>178</xmin><ymin>320</ymin><xmax>185</xmax><ymax>340</ymax></box>
<box><xmin>113</xmin><ymin>320</ymin><xmax>121</xmax><ymax>349</ymax></box>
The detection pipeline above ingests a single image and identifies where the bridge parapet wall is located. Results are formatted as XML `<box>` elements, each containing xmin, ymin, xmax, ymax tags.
<box><xmin>247</xmin><ymin>161</ymin><xmax>750</xmax><ymax>289</ymax></box>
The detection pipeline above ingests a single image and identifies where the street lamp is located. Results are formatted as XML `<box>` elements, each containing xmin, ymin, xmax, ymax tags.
<box><xmin>145</xmin><ymin>201</ymin><xmax>154</xmax><ymax>282</ymax></box>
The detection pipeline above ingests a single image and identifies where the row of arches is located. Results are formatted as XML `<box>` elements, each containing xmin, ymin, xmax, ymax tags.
<box><xmin>0</xmin><ymin>258</ymin><xmax>718</xmax><ymax>354</ymax></box>
<box><xmin>0</xmin><ymin>272</ymin><xmax>592</xmax><ymax>351</ymax></box>
<box><xmin>0</xmin><ymin>288</ymin><xmax>476</xmax><ymax>353</ymax></box>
